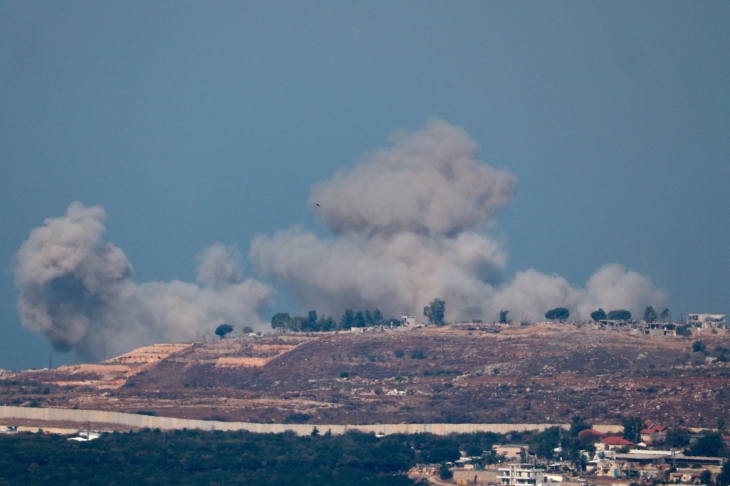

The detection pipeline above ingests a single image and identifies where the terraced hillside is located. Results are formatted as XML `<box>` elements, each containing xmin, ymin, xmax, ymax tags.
<box><xmin>3</xmin><ymin>324</ymin><xmax>729</xmax><ymax>427</ymax></box>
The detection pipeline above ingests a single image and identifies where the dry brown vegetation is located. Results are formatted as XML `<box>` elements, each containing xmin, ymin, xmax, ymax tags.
<box><xmin>4</xmin><ymin>324</ymin><xmax>730</xmax><ymax>427</ymax></box>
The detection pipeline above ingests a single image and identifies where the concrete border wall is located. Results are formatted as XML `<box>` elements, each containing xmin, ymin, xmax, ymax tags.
<box><xmin>0</xmin><ymin>406</ymin><xmax>622</xmax><ymax>436</ymax></box>
<box><xmin>592</xmin><ymin>424</ymin><xmax>624</xmax><ymax>434</ymax></box>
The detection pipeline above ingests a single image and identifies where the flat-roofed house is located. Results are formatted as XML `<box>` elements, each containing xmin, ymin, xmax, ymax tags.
<box><xmin>687</xmin><ymin>314</ymin><xmax>726</xmax><ymax>329</ymax></box>
<box><xmin>493</xmin><ymin>444</ymin><xmax>529</xmax><ymax>459</ymax></box>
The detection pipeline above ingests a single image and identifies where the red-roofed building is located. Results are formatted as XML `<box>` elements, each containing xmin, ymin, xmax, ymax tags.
<box><xmin>640</xmin><ymin>425</ymin><xmax>668</xmax><ymax>444</ymax></box>
<box><xmin>600</xmin><ymin>436</ymin><xmax>635</xmax><ymax>450</ymax></box>
<box><xmin>578</xmin><ymin>429</ymin><xmax>604</xmax><ymax>440</ymax></box>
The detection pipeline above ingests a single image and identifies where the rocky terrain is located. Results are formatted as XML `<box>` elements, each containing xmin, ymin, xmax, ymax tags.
<box><xmin>2</xmin><ymin>323</ymin><xmax>729</xmax><ymax>427</ymax></box>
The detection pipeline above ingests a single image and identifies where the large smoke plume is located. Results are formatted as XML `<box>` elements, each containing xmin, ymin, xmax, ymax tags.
<box><xmin>15</xmin><ymin>202</ymin><xmax>274</xmax><ymax>360</ymax></box>
<box><xmin>16</xmin><ymin>119</ymin><xmax>666</xmax><ymax>361</ymax></box>
<box><xmin>250</xmin><ymin>119</ymin><xmax>666</xmax><ymax>321</ymax></box>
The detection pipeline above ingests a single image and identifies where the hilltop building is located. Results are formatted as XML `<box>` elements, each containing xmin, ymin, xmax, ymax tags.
<box><xmin>401</xmin><ymin>316</ymin><xmax>417</xmax><ymax>327</ymax></box>
<box><xmin>687</xmin><ymin>314</ymin><xmax>726</xmax><ymax>329</ymax></box>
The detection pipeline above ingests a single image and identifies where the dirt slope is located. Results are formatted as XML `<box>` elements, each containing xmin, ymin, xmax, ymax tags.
<box><xmin>5</xmin><ymin>324</ymin><xmax>729</xmax><ymax>426</ymax></box>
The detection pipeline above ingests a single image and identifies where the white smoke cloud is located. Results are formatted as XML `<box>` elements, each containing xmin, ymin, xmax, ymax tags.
<box><xmin>15</xmin><ymin>202</ymin><xmax>275</xmax><ymax>360</ymax></box>
<box><xmin>251</xmin><ymin>119</ymin><xmax>666</xmax><ymax>321</ymax></box>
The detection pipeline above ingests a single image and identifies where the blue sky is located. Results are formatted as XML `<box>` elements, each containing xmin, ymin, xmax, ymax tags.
<box><xmin>1</xmin><ymin>1</ymin><xmax>728</xmax><ymax>369</ymax></box>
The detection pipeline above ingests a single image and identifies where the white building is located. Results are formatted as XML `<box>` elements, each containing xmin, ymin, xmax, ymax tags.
<box><xmin>687</xmin><ymin>314</ymin><xmax>726</xmax><ymax>329</ymax></box>
<box><xmin>401</xmin><ymin>316</ymin><xmax>417</xmax><ymax>327</ymax></box>
<box><xmin>499</xmin><ymin>464</ymin><xmax>562</xmax><ymax>486</ymax></box>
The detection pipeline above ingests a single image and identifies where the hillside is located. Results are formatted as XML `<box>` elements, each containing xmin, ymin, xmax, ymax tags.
<box><xmin>4</xmin><ymin>323</ymin><xmax>729</xmax><ymax>427</ymax></box>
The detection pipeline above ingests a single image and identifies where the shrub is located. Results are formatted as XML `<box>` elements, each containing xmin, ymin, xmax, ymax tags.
<box><xmin>410</xmin><ymin>349</ymin><xmax>426</xmax><ymax>359</ymax></box>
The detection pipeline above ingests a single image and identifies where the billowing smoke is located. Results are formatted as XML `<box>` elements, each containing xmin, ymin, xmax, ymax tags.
<box><xmin>250</xmin><ymin>119</ymin><xmax>666</xmax><ymax>321</ymax></box>
<box><xmin>15</xmin><ymin>119</ymin><xmax>666</xmax><ymax>360</ymax></box>
<box><xmin>15</xmin><ymin>202</ymin><xmax>274</xmax><ymax>360</ymax></box>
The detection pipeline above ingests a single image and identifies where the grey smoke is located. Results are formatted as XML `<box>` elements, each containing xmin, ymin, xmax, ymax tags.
<box><xmin>16</xmin><ymin>119</ymin><xmax>666</xmax><ymax>360</ymax></box>
<box><xmin>251</xmin><ymin>119</ymin><xmax>666</xmax><ymax>321</ymax></box>
<box><xmin>15</xmin><ymin>202</ymin><xmax>274</xmax><ymax>360</ymax></box>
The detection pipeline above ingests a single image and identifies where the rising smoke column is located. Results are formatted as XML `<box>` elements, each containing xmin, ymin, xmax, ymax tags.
<box><xmin>250</xmin><ymin>119</ymin><xmax>666</xmax><ymax>321</ymax></box>
<box><xmin>15</xmin><ymin>202</ymin><xmax>275</xmax><ymax>360</ymax></box>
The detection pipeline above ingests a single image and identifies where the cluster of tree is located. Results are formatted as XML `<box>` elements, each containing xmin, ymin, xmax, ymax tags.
<box><xmin>545</xmin><ymin>307</ymin><xmax>570</xmax><ymax>322</ymax></box>
<box><xmin>0</xmin><ymin>428</ymin><xmax>425</xmax><ymax>485</ymax></box>
<box><xmin>271</xmin><ymin>311</ymin><xmax>338</xmax><ymax>332</ymax></box>
<box><xmin>0</xmin><ymin>427</ymin><xmax>569</xmax><ymax>486</ymax></box>
<box><xmin>642</xmin><ymin>306</ymin><xmax>671</xmax><ymax>323</ymax></box>
<box><xmin>3</xmin><ymin>425</ymin><xmax>726</xmax><ymax>486</ymax></box>
<box><xmin>340</xmin><ymin>308</ymin><xmax>392</xmax><ymax>329</ymax></box>
<box><xmin>271</xmin><ymin>308</ymin><xmax>397</xmax><ymax>332</ymax></box>
<box><xmin>589</xmin><ymin>308</ymin><xmax>632</xmax><ymax>321</ymax></box>
<box><xmin>424</xmin><ymin>298</ymin><xmax>446</xmax><ymax>326</ymax></box>
<box><xmin>622</xmin><ymin>416</ymin><xmax>730</xmax><ymax>470</ymax></box>
<box><xmin>691</xmin><ymin>341</ymin><xmax>729</xmax><ymax>362</ymax></box>
<box><xmin>539</xmin><ymin>306</ymin><xmax>672</xmax><ymax>324</ymax></box>
<box><xmin>588</xmin><ymin>307</ymin><xmax>671</xmax><ymax>323</ymax></box>
<box><xmin>214</xmin><ymin>324</ymin><xmax>253</xmax><ymax>339</ymax></box>
<box><xmin>525</xmin><ymin>417</ymin><xmax>598</xmax><ymax>469</ymax></box>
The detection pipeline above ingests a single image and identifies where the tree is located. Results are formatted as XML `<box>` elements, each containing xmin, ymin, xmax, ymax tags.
<box><xmin>622</xmin><ymin>417</ymin><xmax>643</xmax><ymax>443</ymax></box>
<box><xmin>316</xmin><ymin>315</ymin><xmax>336</xmax><ymax>332</ymax></box>
<box><xmin>660</xmin><ymin>308</ymin><xmax>671</xmax><ymax>322</ymax></box>
<box><xmin>340</xmin><ymin>309</ymin><xmax>354</xmax><ymax>330</ymax></box>
<box><xmin>215</xmin><ymin>324</ymin><xmax>233</xmax><ymax>339</ymax></box>
<box><xmin>569</xmin><ymin>416</ymin><xmax>592</xmax><ymax>437</ymax></box>
<box><xmin>590</xmin><ymin>308</ymin><xmax>607</xmax><ymax>322</ymax></box>
<box><xmin>607</xmin><ymin>309</ymin><xmax>631</xmax><ymax>320</ymax></box>
<box><xmin>289</xmin><ymin>316</ymin><xmax>307</xmax><ymax>331</ymax></box>
<box><xmin>643</xmin><ymin>306</ymin><xmax>658</xmax><ymax>323</ymax></box>
<box><xmin>354</xmin><ymin>311</ymin><xmax>366</xmax><ymax>328</ymax></box>
<box><xmin>439</xmin><ymin>464</ymin><xmax>453</xmax><ymax>480</ymax></box>
<box><xmin>242</xmin><ymin>326</ymin><xmax>253</xmax><ymax>334</ymax></box>
<box><xmin>373</xmin><ymin>309</ymin><xmax>383</xmax><ymax>323</ymax></box>
<box><xmin>676</xmin><ymin>324</ymin><xmax>691</xmax><ymax>336</ymax></box>
<box><xmin>424</xmin><ymin>298</ymin><xmax>446</xmax><ymax>326</ymax></box>
<box><xmin>271</xmin><ymin>312</ymin><xmax>291</xmax><ymax>329</ymax></box>
<box><xmin>689</xmin><ymin>433</ymin><xmax>725</xmax><ymax>457</ymax></box>
<box><xmin>717</xmin><ymin>460</ymin><xmax>730</xmax><ymax>486</ymax></box>
<box><xmin>700</xmin><ymin>470</ymin><xmax>712</xmax><ymax>486</ymax></box>
<box><xmin>499</xmin><ymin>310</ymin><xmax>510</xmax><ymax>324</ymax></box>
<box><xmin>428</xmin><ymin>441</ymin><xmax>460</xmax><ymax>463</ymax></box>
<box><xmin>693</xmin><ymin>340</ymin><xmax>706</xmax><ymax>353</ymax></box>
<box><xmin>365</xmin><ymin>310</ymin><xmax>373</xmax><ymax>325</ymax></box>
<box><xmin>308</xmin><ymin>310</ymin><xmax>317</xmax><ymax>325</ymax></box>
<box><xmin>666</xmin><ymin>427</ymin><xmax>690</xmax><ymax>448</ymax></box>
<box><xmin>545</xmin><ymin>307</ymin><xmax>570</xmax><ymax>322</ymax></box>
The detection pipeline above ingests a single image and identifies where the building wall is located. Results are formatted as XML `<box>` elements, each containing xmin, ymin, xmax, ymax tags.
<box><xmin>453</xmin><ymin>469</ymin><xmax>499</xmax><ymax>485</ymax></box>
<box><xmin>0</xmin><ymin>406</ymin><xmax>583</xmax><ymax>436</ymax></box>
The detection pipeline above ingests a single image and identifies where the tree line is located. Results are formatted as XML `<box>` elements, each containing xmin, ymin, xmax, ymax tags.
<box><xmin>271</xmin><ymin>308</ymin><xmax>402</xmax><ymax>332</ymax></box>
<box><xmin>3</xmin><ymin>419</ymin><xmax>728</xmax><ymax>485</ymax></box>
<box><xmin>495</xmin><ymin>306</ymin><xmax>672</xmax><ymax>324</ymax></box>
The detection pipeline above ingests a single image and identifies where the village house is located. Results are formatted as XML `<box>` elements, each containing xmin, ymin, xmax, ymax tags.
<box><xmin>494</xmin><ymin>444</ymin><xmax>530</xmax><ymax>460</ymax></box>
<box><xmin>642</xmin><ymin>323</ymin><xmax>678</xmax><ymax>337</ymax></box>
<box><xmin>598</xmin><ymin>436</ymin><xmax>635</xmax><ymax>451</ymax></box>
<box><xmin>578</xmin><ymin>429</ymin><xmax>604</xmax><ymax>440</ymax></box>
<box><xmin>640</xmin><ymin>424</ymin><xmax>668</xmax><ymax>444</ymax></box>
<box><xmin>687</xmin><ymin>314</ymin><xmax>726</xmax><ymax>329</ymax></box>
